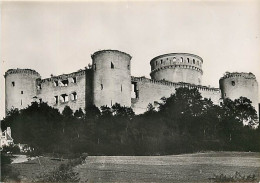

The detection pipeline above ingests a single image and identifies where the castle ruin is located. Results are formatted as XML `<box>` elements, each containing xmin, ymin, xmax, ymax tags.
<box><xmin>4</xmin><ymin>50</ymin><xmax>259</xmax><ymax>115</ymax></box>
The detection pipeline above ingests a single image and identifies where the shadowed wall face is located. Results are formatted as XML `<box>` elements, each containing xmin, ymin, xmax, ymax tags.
<box><xmin>150</xmin><ymin>53</ymin><xmax>203</xmax><ymax>85</ymax></box>
<box><xmin>92</xmin><ymin>50</ymin><xmax>132</xmax><ymax>108</ymax></box>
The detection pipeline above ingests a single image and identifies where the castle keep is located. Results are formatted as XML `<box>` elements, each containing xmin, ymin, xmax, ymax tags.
<box><xmin>4</xmin><ymin>50</ymin><xmax>259</xmax><ymax>115</ymax></box>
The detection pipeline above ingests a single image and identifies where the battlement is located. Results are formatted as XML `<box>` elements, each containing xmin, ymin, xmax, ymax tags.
<box><xmin>150</xmin><ymin>53</ymin><xmax>203</xmax><ymax>64</ymax></box>
<box><xmin>91</xmin><ymin>49</ymin><xmax>132</xmax><ymax>60</ymax></box>
<box><xmin>40</xmin><ymin>68</ymin><xmax>88</xmax><ymax>83</ymax></box>
<box><xmin>220</xmin><ymin>72</ymin><xmax>257</xmax><ymax>80</ymax></box>
<box><xmin>131</xmin><ymin>76</ymin><xmax>220</xmax><ymax>93</ymax></box>
<box><xmin>4</xmin><ymin>68</ymin><xmax>41</xmax><ymax>78</ymax></box>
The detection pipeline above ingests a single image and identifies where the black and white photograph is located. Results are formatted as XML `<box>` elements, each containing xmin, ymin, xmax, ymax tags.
<box><xmin>1</xmin><ymin>0</ymin><xmax>260</xmax><ymax>182</ymax></box>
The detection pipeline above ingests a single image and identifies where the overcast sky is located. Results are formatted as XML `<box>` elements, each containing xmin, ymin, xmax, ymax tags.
<box><xmin>1</xmin><ymin>1</ymin><xmax>260</xmax><ymax>119</ymax></box>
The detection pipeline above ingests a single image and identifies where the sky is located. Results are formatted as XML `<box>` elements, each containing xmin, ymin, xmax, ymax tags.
<box><xmin>1</xmin><ymin>0</ymin><xmax>260</xmax><ymax>119</ymax></box>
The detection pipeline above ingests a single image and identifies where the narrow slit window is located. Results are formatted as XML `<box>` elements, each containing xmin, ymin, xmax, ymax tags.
<box><xmin>93</xmin><ymin>63</ymin><xmax>96</xmax><ymax>71</ymax></box>
<box><xmin>161</xmin><ymin>60</ymin><xmax>163</xmax><ymax>64</ymax></box>
<box><xmin>121</xmin><ymin>85</ymin><xmax>122</xmax><ymax>92</ymax></box>
<box><xmin>111</xmin><ymin>62</ymin><xmax>114</xmax><ymax>69</ymax></box>
<box><xmin>39</xmin><ymin>98</ymin><xmax>42</xmax><ymax>103</ymax></box>
<box><xmin>21</xmin><ymin>100</ymin><xmax>22</xmax><ymax>106</ymax></box>
<box><xmin>101</xmin><ymin>84</ymin><xmax>103</xmax><ymax>90</ymax></box>
<box><xmin>21</xmin><ymin>91</ymin><xmax>23</xmax><ymax>94</ymax></box>
<box><xmin>231</xmin><ymin>81</ymin><xmax>235</xmax><ymax>86</ymax></box>
<box><xmin>12</xmin><ymin>82</ymin><xmax>15</xmax><ymax>87</ymax></box>
<box><xmin>54</xmin><ymin>96</ymin><xmax>58</xmax><ymax>104</ymax></box>
<box><xmin>193</xmin><ymin>59</ymin><xmax>195</xmax><ymax>64</ymax></box>
<box><xmin>187</xmin><ymin>58</ymin><xmax>190</xmax><ymax>63</ymax></box>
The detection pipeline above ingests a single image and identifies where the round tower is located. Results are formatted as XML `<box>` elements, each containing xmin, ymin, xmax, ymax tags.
<box><xmin>92</xmin><ymin>50</ymin><xmax>132</xmax><ymax>108</ymax></box>
<box><xmin>4</xmin><ymin>69</ymin><xmax>41</xmax><ymax>114</ymax></box>
<box><xmin>219</xmin><ymin>72</ymin><xmax>259</xmax><ymax>112</ymax></box>
<box><xmin>150</xmin><ymin>53</ymin><xmax>203</xmax><ymax>85</ymax></box>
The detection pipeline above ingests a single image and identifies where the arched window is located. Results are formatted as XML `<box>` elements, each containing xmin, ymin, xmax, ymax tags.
<box><xmin>187</xmin><ymin>58</ymin><xmax>190</xmax><ymax>63</ymax></box>
<box><xmin>173</xmin><ymin>57</ymin><xmax>177</xmax><ymax>62</ymax></box>
<box><xmin>71</xmin><ymin>92</ymin><xmax>77</xmax><ymax>101</ymax></box>
<box><xmin>193</xmin><ymin>59</ymin><xmax>195</xmax><ymax>64</ymax></box>
<box><xmin>231</xmin><ymin>81</ymin><xmax>235</xmax><ymax>86</ymax></box>
<box><xmin>181</xmin><ymin>57</ymin><xmax>183</xmax><ymax>63</ymax></box>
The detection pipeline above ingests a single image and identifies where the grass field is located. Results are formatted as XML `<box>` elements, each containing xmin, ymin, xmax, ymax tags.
<box><xmin>75</xmin><ymin>152</ymin><xmax>260</xmax><ymax>183</ymax></box>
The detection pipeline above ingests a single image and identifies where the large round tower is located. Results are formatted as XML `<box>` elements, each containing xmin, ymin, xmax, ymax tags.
<box><xmin>150</xmin><ymin>53</ymin><xmax>203</xmax><ymax>85</ymax></box>
<box><xmin>4</xmin><ymin>69</ymin><xmax>41</xmax><ymax>114</ymax></box>
<box><xmin>92</xmin><ymin>50</ymin><xmax>132</xmax><ymax>107</ymax></box>
<box><xmin>219</xmin><ymin>72</ymin><xmax>259</xmax><ymax>112</ymax></box>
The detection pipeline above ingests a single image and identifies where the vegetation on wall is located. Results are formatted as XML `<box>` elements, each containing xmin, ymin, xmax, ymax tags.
<box><xmin>1</xmin><ymin>87</ymin><xmax>259</xmax><ymax>155</ymax></box>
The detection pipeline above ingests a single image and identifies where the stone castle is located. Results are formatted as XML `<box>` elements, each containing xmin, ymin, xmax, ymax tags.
<box><xmin>4</xmin><ymin>50</ymin><xmax>259</xmax><ymax>115</ymax></box>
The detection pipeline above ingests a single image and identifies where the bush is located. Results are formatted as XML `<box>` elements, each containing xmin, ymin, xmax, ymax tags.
<box><xmin>210</xmin><ymin>171</ymin><xmax>257</xmax><ymax>182</ymax></box>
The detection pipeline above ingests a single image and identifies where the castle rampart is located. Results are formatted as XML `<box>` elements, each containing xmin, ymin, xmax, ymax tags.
<box><xmin>131</xmin><ymin>76</ymin><xmax>221</xmax><ymax>114</ymax></box>
<box><xmin>4</xmin><ymin>50</ymin><xmax>258</xmax><ymax>117</ymax></box>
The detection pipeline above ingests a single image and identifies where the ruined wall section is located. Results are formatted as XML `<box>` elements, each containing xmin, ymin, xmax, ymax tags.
<box><xmin>92</xmin><ymin>50</ymin><xmax>132</xmax><ymax>108</ymax></box>
<box><xmin>4</xmin><ymin>69</ymin><xmax>41</xmax><ymax>114</ymax></box>
<box><xmin>150</xmin><ymin>53</ymin><xmax>203</xmax><ymax>85</ymax></box>
<box><xmin>219</xmin><ymin>72</ymin><xmax>259</xmax><ymax>113</ymax></box>
<box><xmin>37</xmin><ymin>69</ymin><xmax>87</xmax><ymax>112</ymax></box>
<box><xmin>131</xmin><ymin>76</ymin><xmax>221</xmax><ymax>114</ymax></box>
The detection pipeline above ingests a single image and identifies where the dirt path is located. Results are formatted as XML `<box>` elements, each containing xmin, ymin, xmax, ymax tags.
<box><xmin>75</xmin><ymin>152</ymin><xmax>260</xmax><ymax>183</ymax></box>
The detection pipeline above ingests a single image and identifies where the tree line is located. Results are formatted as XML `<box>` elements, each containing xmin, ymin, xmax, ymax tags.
<box><xmin>1</xmin><ymin>87</ymin><xmax>259</xmax><ymax>155</ymax></box>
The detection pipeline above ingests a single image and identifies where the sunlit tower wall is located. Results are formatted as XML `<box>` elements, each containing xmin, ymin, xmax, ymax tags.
<box><xmin>4</xmin><ymin>69</ymin><xmax>41</xmax><ymax>114</ymax></box>
<box><xmin>150</xmin><ymin>53</ymin><xmax>203</xmax><ymax>85</ymax></box>
<box><xmin>92</xmin><ymin>50</ymin><xmax>132</xmax><ymax>108</ymax></box>
<box><xmin>219</xmin><ymin>72</ymin><xmax>259</xmax><ymax>115</ymax></box>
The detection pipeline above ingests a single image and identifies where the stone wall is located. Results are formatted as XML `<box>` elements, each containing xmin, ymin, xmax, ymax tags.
<box><xmin>219</xmin><ymin>72</ymin><xmax>259</xmax><ymax>114</ymax></box>
<box><xmin>131</xmin><ymin>76</ymin><xmax>221</xmax><ymax>114</ymax></box>
<box><xmin>92</xmin><ymin>50</ymin><xmax>132</xmax><ymax>108</ymax></box>
<box><xmin>150</xmin><ymin>53</ymin><xmax>203</xmax><ymax>85</ymax></box>
<box><xmin>37</xmin><ymin>69</ymin><xmax>87</xmax><ymax>112</ymax></box>
<box><xmin>4</xmin><ymin>69</ymin><xmax>41</xmax><ymax>114</ymax></box>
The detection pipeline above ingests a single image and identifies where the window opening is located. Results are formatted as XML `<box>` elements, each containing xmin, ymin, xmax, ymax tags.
<box><xmin>60</xmin><ymin>94</ymin><xmax>69</xmax><ymax>103</ymax></box>
<box><xmin>21</xmin><ymin>100</ymin><xmax>22</xmax><ymax>106</ymax></box>
<box><xmin>231</xmin><ymin>81</ymin><xmax>235</xmax><ymax>86</ymax></box>
<box><xmin>111</xmin><ymin>62</ymin><xmax>114</xmax><ymax>69</ymax></box>
<box><xmin>72</xmin><ymin>77</ymin><xmax>77</xmax><ymax>83</ymax></box>
<box><xmin>54</xmin><ymin>96</ymin><xmax>58</xmax><ymax>104</ymax></box>
<box><xmin>71</xmin><ymin>92</ymin><xmax>77</xmax><ymax>101</ymax></box>
<box><xmin>61</xmin><ymin>79</ymin><xmax>68</xmax><ymax>86</ymax></box>
<box><xmin>39</xmin><ymin>98</ymin><xmax>42</xmax><ymax>103</ymax></box>
<box><xmin>161</xmin><ymin>60</ymin><xmax>163</xmax><ymax>64</ymax></box>
<box><xmin>21</xmin><ymin>91</ymin><xmax>23</xmax><ymax>94</ymax></box>
<box><xmin>54</xmin><ymin>81</ymin><xmax>59</xmax><ymax>86</ymax></box>
<box><xmin>187</xmin><ymin>58</ymin><xmax>190</xmax><ymax>63</ymax></box>
<box><xmin>181</xmin><ymin>57</ymin><xmax>183</xmax><ymax>63</ymax></box>
<box><xmin>131</xmin><ymin>82</ymin><xmax>139</xmax><ymax>98</ymax></box>
<box><xmin>101</xmin><ymin>84</ymin><xmax>103</xmax><ymax>90</ymax></box>
<box><xmin>127</xmin><ymin>65</ymin><xmax>130</xmax><ymax>70</ymax></box>
<box><xmin>193</xmin><ymin>59</ymin><xmax>195</xmax><ymax>64</ymax></box>
<box><xmin>173</xmin><ymin>57</ymin><xmax>177</xmax><ymax>62</ymax></box>
<box><xmin>12</xmin><ymin>82</ymin><xmax>15</xmax><ymax>87</ymax></box>
<box><xmin>37</xmin><ymin>84</ymin><xmax>42</xmax><ymax>89</ymax></box>
<box><xmin>93</xmin><ymin>63</ymin><xmax>96</xmax><ymax>71</ymax></box>
<box><xmin>121</xmin><ymin>84</ymin><xmax>122</xmax><ymax>92</ymax></box>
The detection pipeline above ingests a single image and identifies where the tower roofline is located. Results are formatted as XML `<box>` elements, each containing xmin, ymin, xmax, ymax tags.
<box><xmin>91</xmin><ymin>49</ymin><xmax>132</xmax><ymax>60</ymax></box>
<box><xmin>150</xmin><ymin>53</ymin><xmax>203</xmax><ymax>65</ymax></box>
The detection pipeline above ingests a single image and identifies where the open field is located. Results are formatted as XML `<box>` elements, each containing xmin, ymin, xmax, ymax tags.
<box><xmin>75</xmin><ymin>152</ymin><xmax>260</xmax><ymax>183</ymax></box>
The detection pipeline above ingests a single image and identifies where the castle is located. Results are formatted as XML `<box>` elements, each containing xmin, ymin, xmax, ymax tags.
<box><xmin>4</xmin><ymin>50</ymin><xmax>259</xmax><ymax>115</ymax></box>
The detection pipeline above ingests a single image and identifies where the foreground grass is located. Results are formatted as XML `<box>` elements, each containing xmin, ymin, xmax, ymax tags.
<box><xmin>75</xmin><ymin>151</ymin><xmax>260</xmax><ymax>183</ymax></box>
